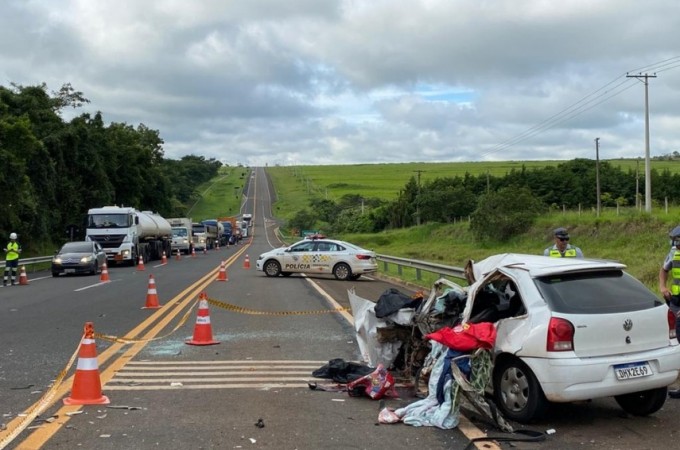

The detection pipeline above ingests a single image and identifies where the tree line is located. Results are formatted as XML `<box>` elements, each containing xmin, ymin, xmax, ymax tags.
<box><xmin>0</xmin><ymin>83</ymin><xmax>222</xmax><ymax>252</ymax></box>
<box><xmin>290</xmin><ymin>159</ymin><xmax>680</xmax><ymax>240</ymax></box>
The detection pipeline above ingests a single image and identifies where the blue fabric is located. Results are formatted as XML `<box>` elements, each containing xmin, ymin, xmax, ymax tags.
<box><xmin>436</xmin><ymin>349</ymin><xmax>471</xmax><ymax>404</ymax></box>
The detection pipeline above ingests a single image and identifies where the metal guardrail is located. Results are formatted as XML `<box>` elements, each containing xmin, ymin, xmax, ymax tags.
<box><xmin>376</xmin><ymin>254</ymin><xmax>466</xmax><ymax>282</ymax></box>
<box><xmin>0</xmin><ymin>256</ymin><xmax>52</xmax><ymax>270</ymax></box>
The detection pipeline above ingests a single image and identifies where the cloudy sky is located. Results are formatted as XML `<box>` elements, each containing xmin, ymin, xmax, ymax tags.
<box><xmin>2</xmin><ymin>1</ymin><xmax>679</xmax><ymax>166</ymax></box>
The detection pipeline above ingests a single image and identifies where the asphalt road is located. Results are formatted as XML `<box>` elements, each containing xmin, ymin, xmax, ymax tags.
<box><xmin>2</xmin><ymin>167</ymin><xmax>680</xmax><ymax>450</ymax></box>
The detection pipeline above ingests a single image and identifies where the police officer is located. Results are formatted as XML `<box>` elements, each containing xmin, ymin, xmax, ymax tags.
<box><xmin>543</xmin><ymin>227</ymin><xmax>584</xmax><ymax>258</ymax></box>
<box><xmin>659</xmin><ymin>225</ymin><xmax>680</xmax><ymax>338</ymax></box>
<box><xmin>3</xmin><ymin>232</ymin><xmax>22</xmax><ymax>286</ymax></box>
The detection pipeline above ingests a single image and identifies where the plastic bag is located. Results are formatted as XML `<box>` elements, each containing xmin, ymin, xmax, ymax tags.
<box><xmin>347</xmin><ymin>363</ymin><xmax>395</xmax><ymax>400</ymax></box>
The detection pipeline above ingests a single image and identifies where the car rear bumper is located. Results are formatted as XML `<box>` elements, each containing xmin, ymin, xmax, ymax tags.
<box><xmin>523</xmin><ymin>345</ymin><xmax>680</xmax><ymax>402</ymax></box>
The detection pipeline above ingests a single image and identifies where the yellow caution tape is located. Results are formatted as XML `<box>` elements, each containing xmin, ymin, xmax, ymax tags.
<box><xmin>206</xmin><ymin>297</ymin><xmax>350</xmax><ymax>316</ymax></box>
<box><xmin>0</xmin><ymin>335</ymin><xmax>81</xmax><ymax>450</ymax></box>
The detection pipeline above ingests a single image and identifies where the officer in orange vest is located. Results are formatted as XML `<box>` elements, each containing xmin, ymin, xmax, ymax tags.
<box><xmin>543</xmin><ymin>227</ymin><xmax>583</xmax><ymax>258</ymax></box>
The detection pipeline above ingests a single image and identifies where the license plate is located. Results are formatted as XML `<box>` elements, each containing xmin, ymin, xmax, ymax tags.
<box><xmin>614</xmin><ymin>362</ymin><xmax>652</xmax><ymax>380</ymax></box>
<box><xmin>64</xmin><ymin>268</ymin><xmax>76</xmax><ymax>274</ymax></box>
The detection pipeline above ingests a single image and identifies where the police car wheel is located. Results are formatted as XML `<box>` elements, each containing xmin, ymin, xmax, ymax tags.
<box><xmin>264</xmin><ymin>260</ymin><xmax>281</xmax><ymax>277</ymax></box>
<box><xmin>333</xmin><ymin>263</ymin><xmax>351</xmax><ymax>281</ymax></box>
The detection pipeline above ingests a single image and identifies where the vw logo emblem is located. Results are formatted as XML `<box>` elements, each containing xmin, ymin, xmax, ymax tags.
<box><xmin>623</xmin><ymin>319</ymin><xmax>633</xmax><ymax>331</ymax></box>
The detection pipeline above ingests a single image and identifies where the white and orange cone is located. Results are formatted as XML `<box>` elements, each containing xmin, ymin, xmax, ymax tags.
<box><xmin>100</xmin><ymin>262</ymin><xmax>110</xmax><ymax>282</ymax></box>
<box><xmin>191</xmin><ymin>247</ymin><xmax>196</xmax><ymax>258</ymax></box>
<box><xmin>216</xmin><ymin>261</ymin><xmax>228</xmax><ymax>282</ymax></box>
<box><xmin>142</xmin><ymin>274</ymin><xmax>161</xmax><ymax>309</ymax></box>
<box><xmin>161</xmin><ymin>251</ymin><xmax>168</xmax><ymax>265</ymax></box>
<box><xmin>176</xmin><ymin>249</ymin><xmax>182</xmax><ymax>261</ymax></box>
<box><xmin>136</xmin><ymin>255</ymin><xmax>145</xmax><ymax>271</ymax></box>
<box><xmin>63</xmin><ymin>322</ymin><xmax>110</xmax><ymax>405</ymax></box>
<box><xmin>18</xmin><ymin>266</ymin><xmax>29</xmax><ymax>285</ymax></box>
<box><xmin>186</xmin><ymin>293</ymin><xmax>220</xmax><ymax>346</ymax></box>
<box><xmin>243</xmin><ymin>254</ymin><xmax>251</xmax><ymax>269</ymax></box>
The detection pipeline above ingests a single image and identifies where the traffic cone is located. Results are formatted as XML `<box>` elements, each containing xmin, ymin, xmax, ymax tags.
<box><xmin>63</xmin><ymin>322</ymin><xmax>110</xmax><ymax>405</ymax></box>
<box><xmin>142</xmin><ymin>274</ymin><xmax>161</xmax><ymax>309</ymax></box>
<box><xmin>161</xmin><ymin>251</ymin><xmax>168</xmax><ymax>265</ymax></box>
<box><xmin>243</xmin><ymin>254</ymin><xmax>251</xmax><ymax>269</ymax></box>
<box><xmin>186</xmin><ymin>293</ymin><xmax>220</xmax><ymax>346</ymax></box>
<box><xmin>136</xmin><ymin>255</ymin><xmax>145</xmax><ymax>271</ymax></box>
<box><xmin>100</xmin><ymin>262</ymin><xmax>110</xmax><ymax>282</ymax></box>
<box><xmin>216</xmin><ymin>261</ymin><xmax>228</xmax><ymax>281</ymax></box>
<box><xmin>176</xmin><ymin>249</ymin><xmax>182</xmax><ymax>261</ymax></box>
<box><xmin>18</xmin><ymin>266</ymin><xmax>29</xmax><ymax>285</ymax></box>
<box><xmin>203</xmin><ymin>246</ymin><xmax>207</xmax><ymax>255</ymax></box>
<box><xmin>191</xmin><ymin>247</ymin><xmax>196</xmax><ymax>258</ymax></box>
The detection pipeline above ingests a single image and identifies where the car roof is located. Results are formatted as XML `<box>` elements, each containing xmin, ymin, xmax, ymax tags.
<box><xmin>470</xmin><ymin>253</ymin><xmax>626</xmax><ymax>280</ymax></box>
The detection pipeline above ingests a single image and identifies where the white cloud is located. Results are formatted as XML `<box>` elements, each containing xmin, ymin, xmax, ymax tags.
<box><xmin>1</xmin><ymin>0</ymin><xmax>679</xmax><ymax>166</ymax></box>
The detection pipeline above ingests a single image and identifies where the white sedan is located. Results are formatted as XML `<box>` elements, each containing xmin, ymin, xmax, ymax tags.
<box><xmin>416</xmin><ymin>253</ymin><xmax>680</xmax><ymax>422</ymax></box>
<box><xmin>256</xmin><ymin>238</ymin><xmax>377</xmax><ymax>281</ymax></box>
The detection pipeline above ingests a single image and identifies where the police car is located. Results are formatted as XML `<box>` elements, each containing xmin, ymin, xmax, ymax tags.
<box><xmin>256</xmin><ymin>238</ymin><xmax>378</xmax><ymax>280</ymax></box>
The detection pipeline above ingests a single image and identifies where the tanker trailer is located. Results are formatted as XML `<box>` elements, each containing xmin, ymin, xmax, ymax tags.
<box><xmin>86</xmin><ymin>206</ymin><xmax>173</xmax><ymax>265</ymax></box>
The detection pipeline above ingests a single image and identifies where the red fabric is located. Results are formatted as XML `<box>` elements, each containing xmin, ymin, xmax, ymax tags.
<box><xmin>425</xmin><ymin>322</ymin><xmax>497</xmax><ymax>351</ymax></box>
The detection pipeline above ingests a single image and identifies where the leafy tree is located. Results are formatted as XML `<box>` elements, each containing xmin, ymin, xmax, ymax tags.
<box><xmin>470</xmin><ymin>186</ymin><xmax>546</xmax><ymax>242</ymax></box>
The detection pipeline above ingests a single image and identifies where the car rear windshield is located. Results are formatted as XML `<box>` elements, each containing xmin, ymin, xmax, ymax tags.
<box><xmin>534</xmin><ymin>270</ymin><xmax>663</xmax><ymax>314</ymax></box>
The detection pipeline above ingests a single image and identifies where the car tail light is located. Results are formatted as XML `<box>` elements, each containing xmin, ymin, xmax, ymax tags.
<box><xmin>547</xmin><ymin>317</ymin><xmax>574</xmax><ymax>352</ymax></box>
<box><xmin>355</xmin><ymin>254</ymin><xmax>372</xmax><ymax>260</ymax></box>
<box><xmin>668</xmin><ymin>309</ymin><xmax>677</xmax><ymax>340</ymax></box>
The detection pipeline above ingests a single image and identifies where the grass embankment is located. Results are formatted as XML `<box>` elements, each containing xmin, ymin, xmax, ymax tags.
<box><xmin>187</xmin><ymin>166</ymin><xmax>249</xmax><ymax>221</ymax></box>
<box><xmin>266</xmin><ymin>162</ymin><xmax>680</xmax><ymax>293</ymax></box>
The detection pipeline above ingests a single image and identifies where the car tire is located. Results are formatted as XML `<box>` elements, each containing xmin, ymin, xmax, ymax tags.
<box><xmin>263</xmin><ymin>260</ymin><xmax>281</xmax><ymax>277</ymax></box>
<box><xmin>91</xmin><ymin>262</ymin><xmax>98</xmax><ymax>275</ymax></box>
<box><xmin>493</xmin><ymin>357</ymin><xmax>548</xmax><ymax>423</ymax></box>
<box><xmin>333</xmin><ymin>263</ymin><xmax>352</xmax><ymax>281</ymax></box>
<box><xmin>614</xmin><ymin>387</ymin><xmax>667</xmax><ymax>416</ymax></box>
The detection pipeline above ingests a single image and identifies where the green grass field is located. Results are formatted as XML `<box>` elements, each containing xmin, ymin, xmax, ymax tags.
<box><xmin>265</xmin><ymin>160</ymin><xmax>680</xmax><ymax>293</ymax></box>
<box><xmin>187</xmin><ymin>166</ymin><xmax>249</xmax><ymax>221</ymax></box>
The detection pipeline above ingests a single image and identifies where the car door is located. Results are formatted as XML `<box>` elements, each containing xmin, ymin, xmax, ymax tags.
<box><xmin>312</xmin><ymin>241</ymin><xmax>335</xmax><ymax>274</ymax></box>
<box><xmin>281</xmin><ymin>241</ymin><xmax>316</xmax><ymax>273</ymax></box>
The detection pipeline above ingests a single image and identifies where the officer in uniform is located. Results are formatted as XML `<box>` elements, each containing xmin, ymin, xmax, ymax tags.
<box><xmin>3</xmin><ymin>232</ymin><xmax>22</xmax><ymax>286</ymax></box>
<box><xmin>660</xmin><ymin>226</ymin><xmax>680</xmax><ymax>398</ymax></box>
<box><xmin>543</xmin><ymin>227</ymin><xmax>584</xmax><ymax>258</ymax></box>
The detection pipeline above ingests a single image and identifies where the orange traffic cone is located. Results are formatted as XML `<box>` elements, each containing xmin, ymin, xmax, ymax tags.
<box><xmin>142</xmin><ymin>274</ymin><xmax>161</xmax><ymax>309</ymax></box>
<box><xmin>186</xmin><ymin>293</ymin><xmax>219</xmax><ymax>346</ymax></box>
<box><xmin>216</xmin><ymin>261</ymin><xmax>228</xmax><ymax>282</ymax></box>
<box><xmin>64</xmin><ymin>322</ymin><xmax>110</xmax><ymax>405</ymax></box>
<box><xmin>161</xmin><ymin>251</ymin><xmax>168</xmax><ymax>265</ymax></box>
<box><xmin>100</xmin><ymin>262</ymin><xmax>110</xmax><ymax>282</ymax></box>
<box><xmin>18</xmin><ymin>266</ymin><xmax>29</xmax><ymax>285</ymax></box>
<box><xmin>176</xmin><ymin>249</ymin><xmax>182</xmax><ymax>261</ymax></box>
<box><xmin>243</xmin><ymin>254</ymin><xmax>251</xmax><ymax>269</ymax></box>
<box><xmin>191</xmin><ymin>247</ymin><xmax>196</xmax><ymax>258</ymax></box>
<box><xmin>136</xmin><ymin>255</ymin><xmax>145</xmax><ymax>271</ymax></box>
<box><xmin>203</xmin><ymin>246</ymin><xmax>207</xmax><ymax>255</ymax></box>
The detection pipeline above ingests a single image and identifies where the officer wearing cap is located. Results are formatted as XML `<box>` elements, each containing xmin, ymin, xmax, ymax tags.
<box><xmin>543</xmin><ymin>227</ymin><xmax>584</xmax><ymax>258</ymax></box>
<box><xmin>659</xmin><ymin>225</ymin><xmax>680</xmax><ymax>331</ymax></box>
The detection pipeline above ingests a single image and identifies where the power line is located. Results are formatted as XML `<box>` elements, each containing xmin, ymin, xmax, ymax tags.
<box><xmin>480</xmin><ymin>56</ymin><xmax>680</xmax><ymax>159</ymax></box>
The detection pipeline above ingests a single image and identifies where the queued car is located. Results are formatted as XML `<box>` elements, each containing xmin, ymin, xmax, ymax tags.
<box><xmin>52</xmin><ymin>241</ymin><xmax>107</xmax><ymax>277</ymax></box>
<box><xmin>256</xmin><ymin>238</ymin><xmax>377</xmax><ymax>281</ymax></box>
<box><xmin>413</xmin><ymin>253</ymin><xmax>680</xmax><ymax>422</ymax></box>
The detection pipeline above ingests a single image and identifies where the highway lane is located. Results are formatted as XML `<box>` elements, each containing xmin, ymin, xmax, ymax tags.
<box><xmin>3</xmin><ymin>167</ymin><xmax>680</xmax><ymax>449</ymax></box>
<box><xmin>1</xmin><ymin>168</ymin><xmax>471</xmax><ymax>449</ymax></box>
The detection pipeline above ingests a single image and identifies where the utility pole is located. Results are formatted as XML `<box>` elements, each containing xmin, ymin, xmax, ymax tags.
<box><xmin>413</xmin><ymin>170</ymin><xmax>425</xmax><ymax>226</ymax></box>
<box><xmin>627</xmin><ymin>72</ymin><xmax>656</xmax><ymax>212</ymax></box>
<box><xmin>595</xmin><ymin>138</ymin><xmax>601</xmax><ymax>217</ymax></box>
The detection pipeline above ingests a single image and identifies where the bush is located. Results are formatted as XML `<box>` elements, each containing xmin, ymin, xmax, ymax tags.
<box><xmin>470</xmin><ymin>186</ymin><xmax>545</xmax><ymax>242</ymax></box>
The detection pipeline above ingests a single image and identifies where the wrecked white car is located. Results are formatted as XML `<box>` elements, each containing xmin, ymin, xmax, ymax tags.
<box><xmin>350</xmin><ymin>253</ymin><xmax>680</xmax><ymax>423</ymax></box>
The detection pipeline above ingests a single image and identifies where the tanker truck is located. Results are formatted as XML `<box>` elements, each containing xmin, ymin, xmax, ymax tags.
<box><xmin>85</xmin><ymin>206</ymin><xmax>172</xmax><ymax>265</ymax></box>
